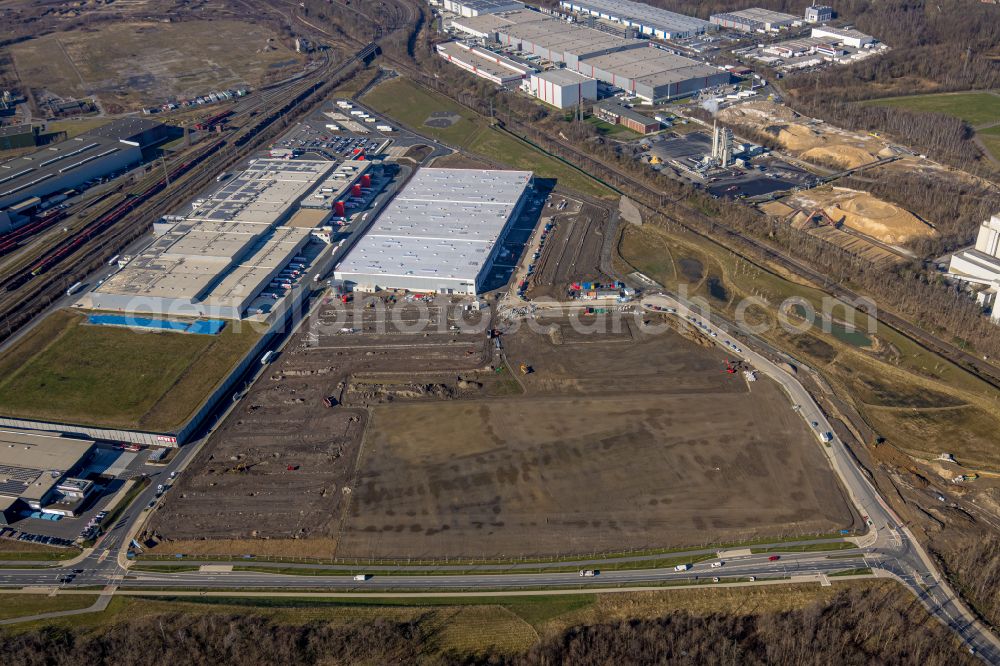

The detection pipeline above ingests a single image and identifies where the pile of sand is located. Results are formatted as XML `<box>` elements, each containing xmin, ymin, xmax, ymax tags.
<box><xmin>825</xmin><ymin>193</ymin><xmax>937</xmax><ymax>244</ymax></box>
<box><xmin>801</xmin><ymin>145</ymin><xmax>880</xmax><ymax>170</ymax></box>
<box><xmin>776</xmin><ymin>123</ymin><xmax>823</xmax><ymax>151</ymax></box>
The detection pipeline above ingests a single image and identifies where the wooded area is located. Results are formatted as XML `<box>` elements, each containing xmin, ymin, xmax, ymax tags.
<box><xmin>0</xmin><ymin>586</ymin><xmax>971</xmax><ymax>665</ymax></box>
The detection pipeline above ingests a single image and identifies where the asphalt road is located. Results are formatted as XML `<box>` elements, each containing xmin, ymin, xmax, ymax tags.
<box><xmin>639</xmin><ymin>293</ymin><xmax>1000</xmax><ymax>663</ymax></box>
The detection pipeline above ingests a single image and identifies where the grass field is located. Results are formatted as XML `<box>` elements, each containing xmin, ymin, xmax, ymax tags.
<box><xmin>9</xmin><ymin>21</ymin><xmax>304</xmax><ymax>110</ymax></box>
<box><xmin>864</xmin><ymin>91</ymin><xmax>1000</xmax><ymax>127</ymax></box>
<box><xmin>616</xmin><ymin>222</ymin><xmax>1000</xmax><ymax>468</ymax></box>
<box><xmin>980</xmin><ymin>126</ymin><xmax>1000</xmax><ymax>162</ymax></box>
<box><xmin>0</xmin><ymin>594</ymin><xmax>98</xmax><ymax>621</ymax></box>
<box><xmin>363</xmin><ymin>78</ymin><xmax>613</xmax><ymax>198</ymax></box>
<box><xmin>0</xmin><ymin>309</ymin><xmax>260</xmax><ymax>431</ymax></box>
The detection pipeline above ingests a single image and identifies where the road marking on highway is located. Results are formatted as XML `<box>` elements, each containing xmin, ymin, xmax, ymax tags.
<box><xmin>97</xmin><ymin>550</ymin><xmax>109</xmax><ymax>563</ymax></box>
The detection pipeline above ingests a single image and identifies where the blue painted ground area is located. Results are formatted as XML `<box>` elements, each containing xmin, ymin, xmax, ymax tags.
<box><xmin>86</xmin><ymin>315</ymin><xmax>226</xmax><ymax>335</ymax></box>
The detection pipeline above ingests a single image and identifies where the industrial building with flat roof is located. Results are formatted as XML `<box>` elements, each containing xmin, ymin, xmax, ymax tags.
<box><xmin>559</xmin><ymin>0</ymin><xmax>715</xmax><ymax>40</ymax></box>
<box><xmin>0</xmin><ymin>118</ymin><xmax>167</xmax><ymax>233</ymax></box>
<box><xmin>810</xmin><ymin>26</ymin><xmax>875</xmax><ymax>48</ymax></box>
<box><xmin>334</xmin><ymin>168</ymin><xmax>533</xmax><ymax>295</ymax></box>
<box><xmin>594</xmin><ymin>100</ymin><xmax>661</xmax><ymax>133</ymax></box>
<box><xmin>710</xmin><ymin>8</ymin><xmax>799</xmax><ymax>32</ymax></box>
<box><xmin>452</xmin><ymin>9</ymin><xmax>728</xmax><ymax>101</ymax></box>
<box><xmin>443</xmin><ymin>0</ymin><xmax>523</xmax><ymax>16</ymax></box>
<box><xmin>436</xmin><ymin>41</ymin><xmax>533</xmax><ymax>85</ymax></box>
<box><xmin>527</xmin><ymin>69</ymin><xmax>598</xmax><ymax>108</ymax></box>
<box><xmin>0</xmin><ymin>429</ymin><xmax>97</xmax><ymax>523</ymax></box>
<box><xmin>90</xmin><ymin>158</ymin><xmax>347</xmax><ymax>319</ymax></box>
<box><xmin>580</xmin><ymin>48</ymin><xmax>728</xmax><ymax>102</ymax></box>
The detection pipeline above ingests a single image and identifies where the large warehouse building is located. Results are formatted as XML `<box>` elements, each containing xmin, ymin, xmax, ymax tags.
<box><xmin>527</xmin><ymin>69</ymin><xmax>598</xmax><ymax>108</ymax></box>
<box><xmin>452</xmin><ymin>9</ymin><xmax>728</xmax><ymax>102</ymax></box>
<box><xmin>436</xmin><ymin>41</ymin><xmax>533</xmax><ymax>85</ymax></box>
<box><xmin>443</xmin><ymin>0</ymin><xmax>523</xmax><ymax>17</ymax></box>
<box><xmin>710</xmin><ymin>8</ymin><xmax>799</xmax><ymax>32</ymax></box>
<box><xmin>334</xmin><ymin>168</ymin><xmax>533</xmax><ymax>295</ymax></box>
<box><xmin>0</xmin><ymin>118</ymin><xmax>166</xmax><ymax>233</ymax></box>
<box><xmin>559</xmin><ymin>0</ymin><xmax>715</xmax><ymax>40</ymax></box>
<box><xmin>90</xmin><ymin>158</ymin><xmax>370</xmax><ymax>319</ymax></box>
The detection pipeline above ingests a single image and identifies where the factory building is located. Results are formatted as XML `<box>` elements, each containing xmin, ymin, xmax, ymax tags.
<box><xmin>527</xmin><ymin>69</ymin><xmax>598</xmax><ymax>108</ymax></box>
<box><xmin>810</xmin><ymin>26</ymin><xmax>875</xmax><ymax>48</ymax></box>
<box><xmin>443</xmin><ymin>0</ymin><xmax>523</xmax><ymax>16</ymax></box>
<box><xmin>453</xmin><ymin>9</ymin><xmax>728</xmax><ymax>102</ymax></box>
<box><xmin>436</xmin><ymin>41</ymin><xmax>533</xmax><ymax>85</ymax></box>
<box><xmin>594</xmin><ymin>100</ymin><xmax>660</xmax><ymax>134</ymax></box>
<box><xmin>0</xmin><ymin>429</ymin><xmax>97</xmax><ymax>523</ymax></box>
<box><xmin>948</xmin><ymin>214</ymin><xmax>1000</xmax><ymax>323</ymax></box>
<box><xmin>710</xmin><ymin>8</ymin><xmax>799</xmax><ymax>32</ymax></box>
<box><xmin>90</xmin><ymin>159</ymin><xmax>344</xmax><ymax>319</ymax></box>
<box><xmin>804</xmin><ymin>4</ymin><xmax>834</xmax><ymax>23</ymax></box>
<box><xmin>559</xmin><ymin>0</ymin><xmax>715</xmax><ymax>40</ymax></box>
<box><xmin>334</xmin><ymin>168</ymin><xmax>533</xmax><ymax>295</ymax></box>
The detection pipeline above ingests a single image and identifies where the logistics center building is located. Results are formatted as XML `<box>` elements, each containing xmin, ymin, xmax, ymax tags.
<box><xmin>334</xmin><ymin>168</ymin><xmax>533</xmax><ymax>295</ymax></box>
<box><xmin>559</xmin><ymin>0</ymin><xmax>715</xmax><ymax>40</ymax></box>
<box><xmin>527</xmin><ymin>69</ymin><xmax>598</xmax><ymax>108</ymax></box>
<box><xmin>89</xmin><ymin>158</ymin><xmax>366</xmax><ymax>319</ymax></box>
<box><xmin>435</xmin><ymin>41</ymin><xmax>534</xmax><ymax>85</ymax></box>
<box><xmin>452</xmin><ymin>9</ymin><xmax>727</xmax><ymax>101</ymax></box>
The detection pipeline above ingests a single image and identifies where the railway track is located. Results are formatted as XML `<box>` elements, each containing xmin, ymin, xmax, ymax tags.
<box><xmin>0</xmin><ymin>42</ymin><xmax>376</xmax><ymax>343</ymax></box>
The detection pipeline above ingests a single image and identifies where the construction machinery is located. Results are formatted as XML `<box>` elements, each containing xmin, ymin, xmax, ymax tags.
<box><xmin>520</xmin><ymin>363</ymin><xmax>532</xmax><ymax>375</ymax></box>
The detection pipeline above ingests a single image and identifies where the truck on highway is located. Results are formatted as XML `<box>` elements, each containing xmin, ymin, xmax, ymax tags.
<box><xmin>820</xmin><ymin>432</ymin><xmax>833</xmax><ymax>443</ymax></box>
<box><xmin>66</xmin><ymin>281</ymin><xmax>84</xmax><ymax>297</ymax></box>
<box><xmin>674</xmin><ymin>564</ymin><xmax>691</xmax><ymax>571</ymax></box>
<box><xmin>353</xmin><ymin>574</ymin><xmax>370</xmax><ymax>581</ymax></box>
<box><xmin>260</xmin><ymin>350</ymin><xmax>275</xmax><ymax>365</ymax></box>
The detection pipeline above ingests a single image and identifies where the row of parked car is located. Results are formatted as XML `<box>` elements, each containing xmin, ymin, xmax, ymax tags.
<box><xmin>0</xmin><ymin>526</ymin><xmax>74</xmax><ymax>548</ymax></box>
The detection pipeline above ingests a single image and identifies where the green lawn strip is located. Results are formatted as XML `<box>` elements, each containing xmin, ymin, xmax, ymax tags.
<box><xmin>0</xmin><ymin>593</ymin><xmax>100</xmax><ymax>621</ymax></box>
<box><xmin>829</xmin><ymin>568</ymin><xmax>873</xmax><ymax>577</ymax></box>
<box><xmin>751</xmin><ymin>542</ymin><xmax>857</xmax><ymax>554</ymax></box>
<box><xmin>0</xmin><ymin>549</ymin><xmax>82</xmax><ymax>562</ymax></box>
<box><xmin>128</xmin><ymin>564</ymin><xmax>201</xmax><ymax>573</ymax></box>
<box><xmin>138</xmin><ymin>533</ymin><xmax>851</xmax><ymax>566</ymax></box>
<box><xmin>861</xmin><ymin>92</ymin><xmax>1000</xmax><ymax>127</ymax></box>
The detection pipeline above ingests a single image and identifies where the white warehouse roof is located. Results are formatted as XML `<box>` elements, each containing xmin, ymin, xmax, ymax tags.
<box><xmin>335</xmin><ymin>168</ymin><xmax>532</xmax><ymax>292</ymax></box>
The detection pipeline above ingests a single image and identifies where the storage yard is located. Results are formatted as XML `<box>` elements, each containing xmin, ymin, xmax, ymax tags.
<box><xmin>524</xmin><ymin>195</ymin><xmax>614</xmax><ymax>299</ymax></box>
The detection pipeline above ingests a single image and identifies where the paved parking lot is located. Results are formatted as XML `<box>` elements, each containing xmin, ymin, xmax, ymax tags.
<box><xmin>0</xmin><ymin>445</ymin><xmax>153</xmax><ymax>545</ymax></box>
